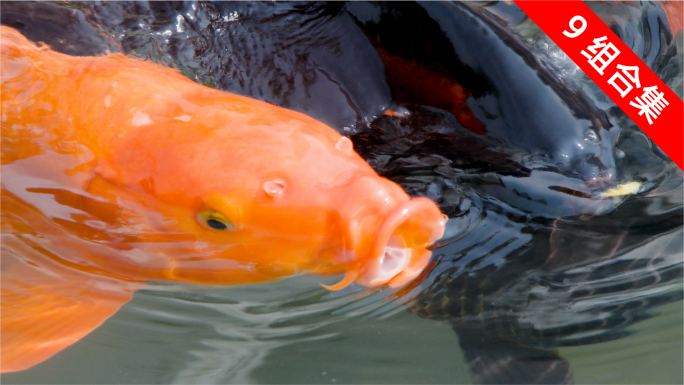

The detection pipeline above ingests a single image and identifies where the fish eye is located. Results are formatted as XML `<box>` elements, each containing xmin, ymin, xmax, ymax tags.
<box><xmin>206</xmin><ymin>219</ymin><xmax>228</xmax><ymax>230</ymax></box>
<box><xmin>197</xmin><ymin>209</ymin><xmax>234</xmax><ymax>231</ymax></box>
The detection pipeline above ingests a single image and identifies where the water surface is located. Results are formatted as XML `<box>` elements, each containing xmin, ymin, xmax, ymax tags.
<box><xmin>2</xmin><ymin>1</ymin><xmax>683</xmax><ymax>384</ymax></box>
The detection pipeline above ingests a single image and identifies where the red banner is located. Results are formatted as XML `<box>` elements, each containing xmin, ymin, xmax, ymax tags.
<box><xmin>514</xmin><ymin>0</ymin><xmax>684</xmax><ymax>170</ymax></box>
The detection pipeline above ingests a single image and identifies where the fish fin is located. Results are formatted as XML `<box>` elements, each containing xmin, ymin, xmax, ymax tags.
<box><xmin>455</xmin><ymin>325</ymin><xmax>573</xmax><ymax>384</ymax></box>
<box><xmin>1</xmin><ymin>243</ymin><xmax>140</xmax><ymax>373</ymax></box>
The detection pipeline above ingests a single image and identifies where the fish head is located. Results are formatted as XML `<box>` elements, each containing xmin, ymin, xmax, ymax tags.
<box><xmin>93</xmin><ymin>87</ymin><xmax>446</xmax><ymax>288</ymax></box>
<box><xmin>0</xmin><ymin>26</ymin><xmax>445</xmax><ymax>373</ymax></box>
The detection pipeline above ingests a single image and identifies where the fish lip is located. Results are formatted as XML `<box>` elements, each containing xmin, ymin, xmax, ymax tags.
<box><xmin>357</xmin><ymin>197</ymin><xmax>447</xmax><ymax>287</ymax></box>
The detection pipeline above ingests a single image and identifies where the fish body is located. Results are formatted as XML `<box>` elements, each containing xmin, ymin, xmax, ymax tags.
<box><xmin>0</xmin><ymin>26</ymin><xmax>445</xmax><ymax>372</ymax></box>
<box><xmin>0</xmin><ymin>1</ymin><xmax>393</xmax><ymax>133</ymax></box>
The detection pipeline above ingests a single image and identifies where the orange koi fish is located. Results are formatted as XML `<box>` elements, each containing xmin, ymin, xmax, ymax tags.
<box><xmin>376</xmin><ymin>46</ymin><xmax>486</xmax><ymax>135</ymax></box>
<box><xmin>0</xmin><ymin>26</ymin><xmax>446</xmax><ymax>372</ymax></box>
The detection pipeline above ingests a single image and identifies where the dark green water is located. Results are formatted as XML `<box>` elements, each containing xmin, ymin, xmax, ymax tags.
<box><xmin>3</xmin><ymin>276</ymin><xmax>682</xmax><ymax>384</ymax></box>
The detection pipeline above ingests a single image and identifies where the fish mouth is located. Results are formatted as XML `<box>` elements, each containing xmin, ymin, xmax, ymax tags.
<box><xmin>324</xmin><ymin>197</ymin><xmax>446</xmax><ymax>290</ymax></box>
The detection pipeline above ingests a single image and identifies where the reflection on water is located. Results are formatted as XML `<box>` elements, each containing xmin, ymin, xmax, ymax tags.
<box><xmin>2</xmin><ymin>277</ymin><xmax>466</xmax><ymax>384</ymax></box>
<box><xmin>3</xmin><ymin>280</ymin><xmax>682</xmax><ymax>384</ymax></box>
<box><xmin>564</xmin><ymin>301</ymin><xmax>683</xmax><ymax>384</ymax></box>
<box><xmin>2</xmin><ymin>1</ymin><xmax>683</xmax><ymax>384</ymax></box>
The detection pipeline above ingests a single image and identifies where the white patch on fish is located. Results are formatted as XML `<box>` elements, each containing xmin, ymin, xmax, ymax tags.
<box><xmin>132</xmin><ymin>111</ymin><xmax>152</xmax><ymax>126</ymax></box>
<box><xmin>173</xmin><ymin>115</ymin><xmax>192</xmax><ymax>122</ymax></box>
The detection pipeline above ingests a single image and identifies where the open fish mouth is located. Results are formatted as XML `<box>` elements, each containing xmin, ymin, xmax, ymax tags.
<box><xmin>361</xmin><ymin>197</ymin><xmax>447</xmax><ymax>287</ymax></box>
<box><xmin>324</xmin><ymin>197</ymin><xmax>446</xmax><ymax>290</ymax></box>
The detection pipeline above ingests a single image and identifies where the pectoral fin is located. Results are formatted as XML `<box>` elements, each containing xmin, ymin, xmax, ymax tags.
<box><xmin>1</xmin><ymin>241</ymin><xmax>140</xmax><ymax>373</ymax></box>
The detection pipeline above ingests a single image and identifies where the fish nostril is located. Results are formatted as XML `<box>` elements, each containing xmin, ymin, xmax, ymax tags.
<box><xmin>263</xmin><ymin>180</ymin><xmax>286</xmax><ymax>198</ymax></box>
<box><xmin>334</xmin><ymin>136</ymin><xmax>354</xmax><ymax>155</ymax></box>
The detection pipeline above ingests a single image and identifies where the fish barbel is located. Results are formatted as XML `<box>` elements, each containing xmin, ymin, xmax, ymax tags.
<box><xmin>0</xmin><ymin>26</ymin><xmax>446</xmax><ymax>372</ymax></box>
